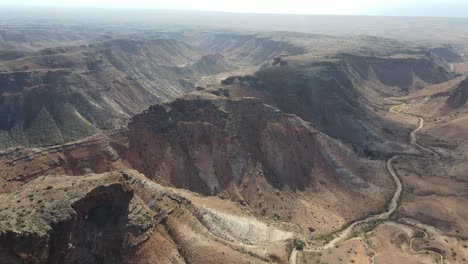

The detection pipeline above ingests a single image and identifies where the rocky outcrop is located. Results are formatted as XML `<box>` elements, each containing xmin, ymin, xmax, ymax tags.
<box><xmin>0</xmin><ymin>168</ymin><xmax>296</xmax><ymax>264</ymax></box>
<box><xmin>0</xmin><ymin>172</ymin><xmax>134</xmax><ymax>264</ymax></box>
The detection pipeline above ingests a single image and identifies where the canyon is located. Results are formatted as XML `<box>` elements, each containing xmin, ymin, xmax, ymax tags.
<box><xmin>0</xmin><ymin>10</ymin><xmax>467</xmax><ymax>264</ymax></box>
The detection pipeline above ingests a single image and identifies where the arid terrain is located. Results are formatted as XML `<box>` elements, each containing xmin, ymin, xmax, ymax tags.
<box><xmin>0</xmin><ymin>9</ymin><xmax>467</xmax><ymax>264</ymax></box>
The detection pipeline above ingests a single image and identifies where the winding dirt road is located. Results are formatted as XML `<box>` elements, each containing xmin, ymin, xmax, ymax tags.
<box><xmin>390</xmin><ymin>104</ymin><xmax>438</xmax><ymax>157</ymax></box>
<box><xmin>290</xmin><ymin>103</ymin><xmax>437</xmax><ymax>264</ymax></box>
<box><xmin>401</xmin><ymin>218</ymin><xmax>445</xmax><ymax>263</ymax></box>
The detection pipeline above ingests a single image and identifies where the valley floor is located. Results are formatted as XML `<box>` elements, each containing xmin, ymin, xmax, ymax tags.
<box><xmin>294</xmin><ymin>92</ymin><xmax>468</xmax><ymax>264</ymax></box>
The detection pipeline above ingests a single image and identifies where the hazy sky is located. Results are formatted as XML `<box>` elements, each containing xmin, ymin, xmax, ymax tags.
<box><xmin>1</xmin><ymin>0</ymin><xmax>468</xmax><ymax>17</ymax></box>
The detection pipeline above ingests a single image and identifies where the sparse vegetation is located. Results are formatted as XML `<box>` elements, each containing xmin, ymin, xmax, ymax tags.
<box><xmin>0</xmin><ymin>8</ymin><xmax>467</xmax><ymax>264</ymax></box>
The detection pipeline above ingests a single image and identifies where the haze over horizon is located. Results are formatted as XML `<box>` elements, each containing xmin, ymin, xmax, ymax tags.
<box><xmin>1</xmin><ymin>0</ymin><xmax>468</xmax><ymax>18</ymax></box>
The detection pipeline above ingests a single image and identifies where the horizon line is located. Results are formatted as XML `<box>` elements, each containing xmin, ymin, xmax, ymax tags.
<box><xmin>0</xmin><ymin>5</ymin><xmax>468</xmax><ymax>19</ymax></box>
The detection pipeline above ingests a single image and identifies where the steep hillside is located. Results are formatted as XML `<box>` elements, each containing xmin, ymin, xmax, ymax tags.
<box><xmin>0</xmin><ymin>32</ymin><xmax>309</xmax><ymax>149</ymax></box>
<box><xmin>0</xmin><ymin>132</ymin><xmax>126</xmax><ymax>192</ymax></box>
<box><xmin>340</xmin><ymin>53</ymin><xmax>454</xmax><ymax>93</ymax></box>
<box><xmin>0</xmin><ymin>39</ymin><xmax>218</xmax><ymax>148</ymax></box>
<box><xmin>447</xmin><ymin>76</ymin><xmax>468</xmax><ymax>108</ymax></box>
<box><xmin>0</xmin><ymin>91</ymin><xmax>391</xmax><ymax>238</ymax></box>
<box><xmin>221</xmin><ymin>50</ymin><xmax>456</xmax><ymax>156</ymax></box>
<box><xmin>197</xmin><ymin>33</ymin><xmax>306</xmax><ymax>65</ymax></box>
<box><xmin>0</xmin><ymin>69</ymin><xmax>104</xmax><ymax>148</ymax></box>
<box><xmin>187</xmin><ymin>53</ymin><xmax>237</xmax><ymax>75</ymax></box>
<box><xmin>393</xmin><ymin>75</ymin><xmax>468</xmax><ymax>146</ymax></box>
<box><xmin>428</xmin><ymin>46</ymin><xmax>464</xmax><ymax>63</ymax></box>
<box><xmin>126</xmin><ymin>95</ymin><xmax>391</xmax><ymax>234</ymax></box>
